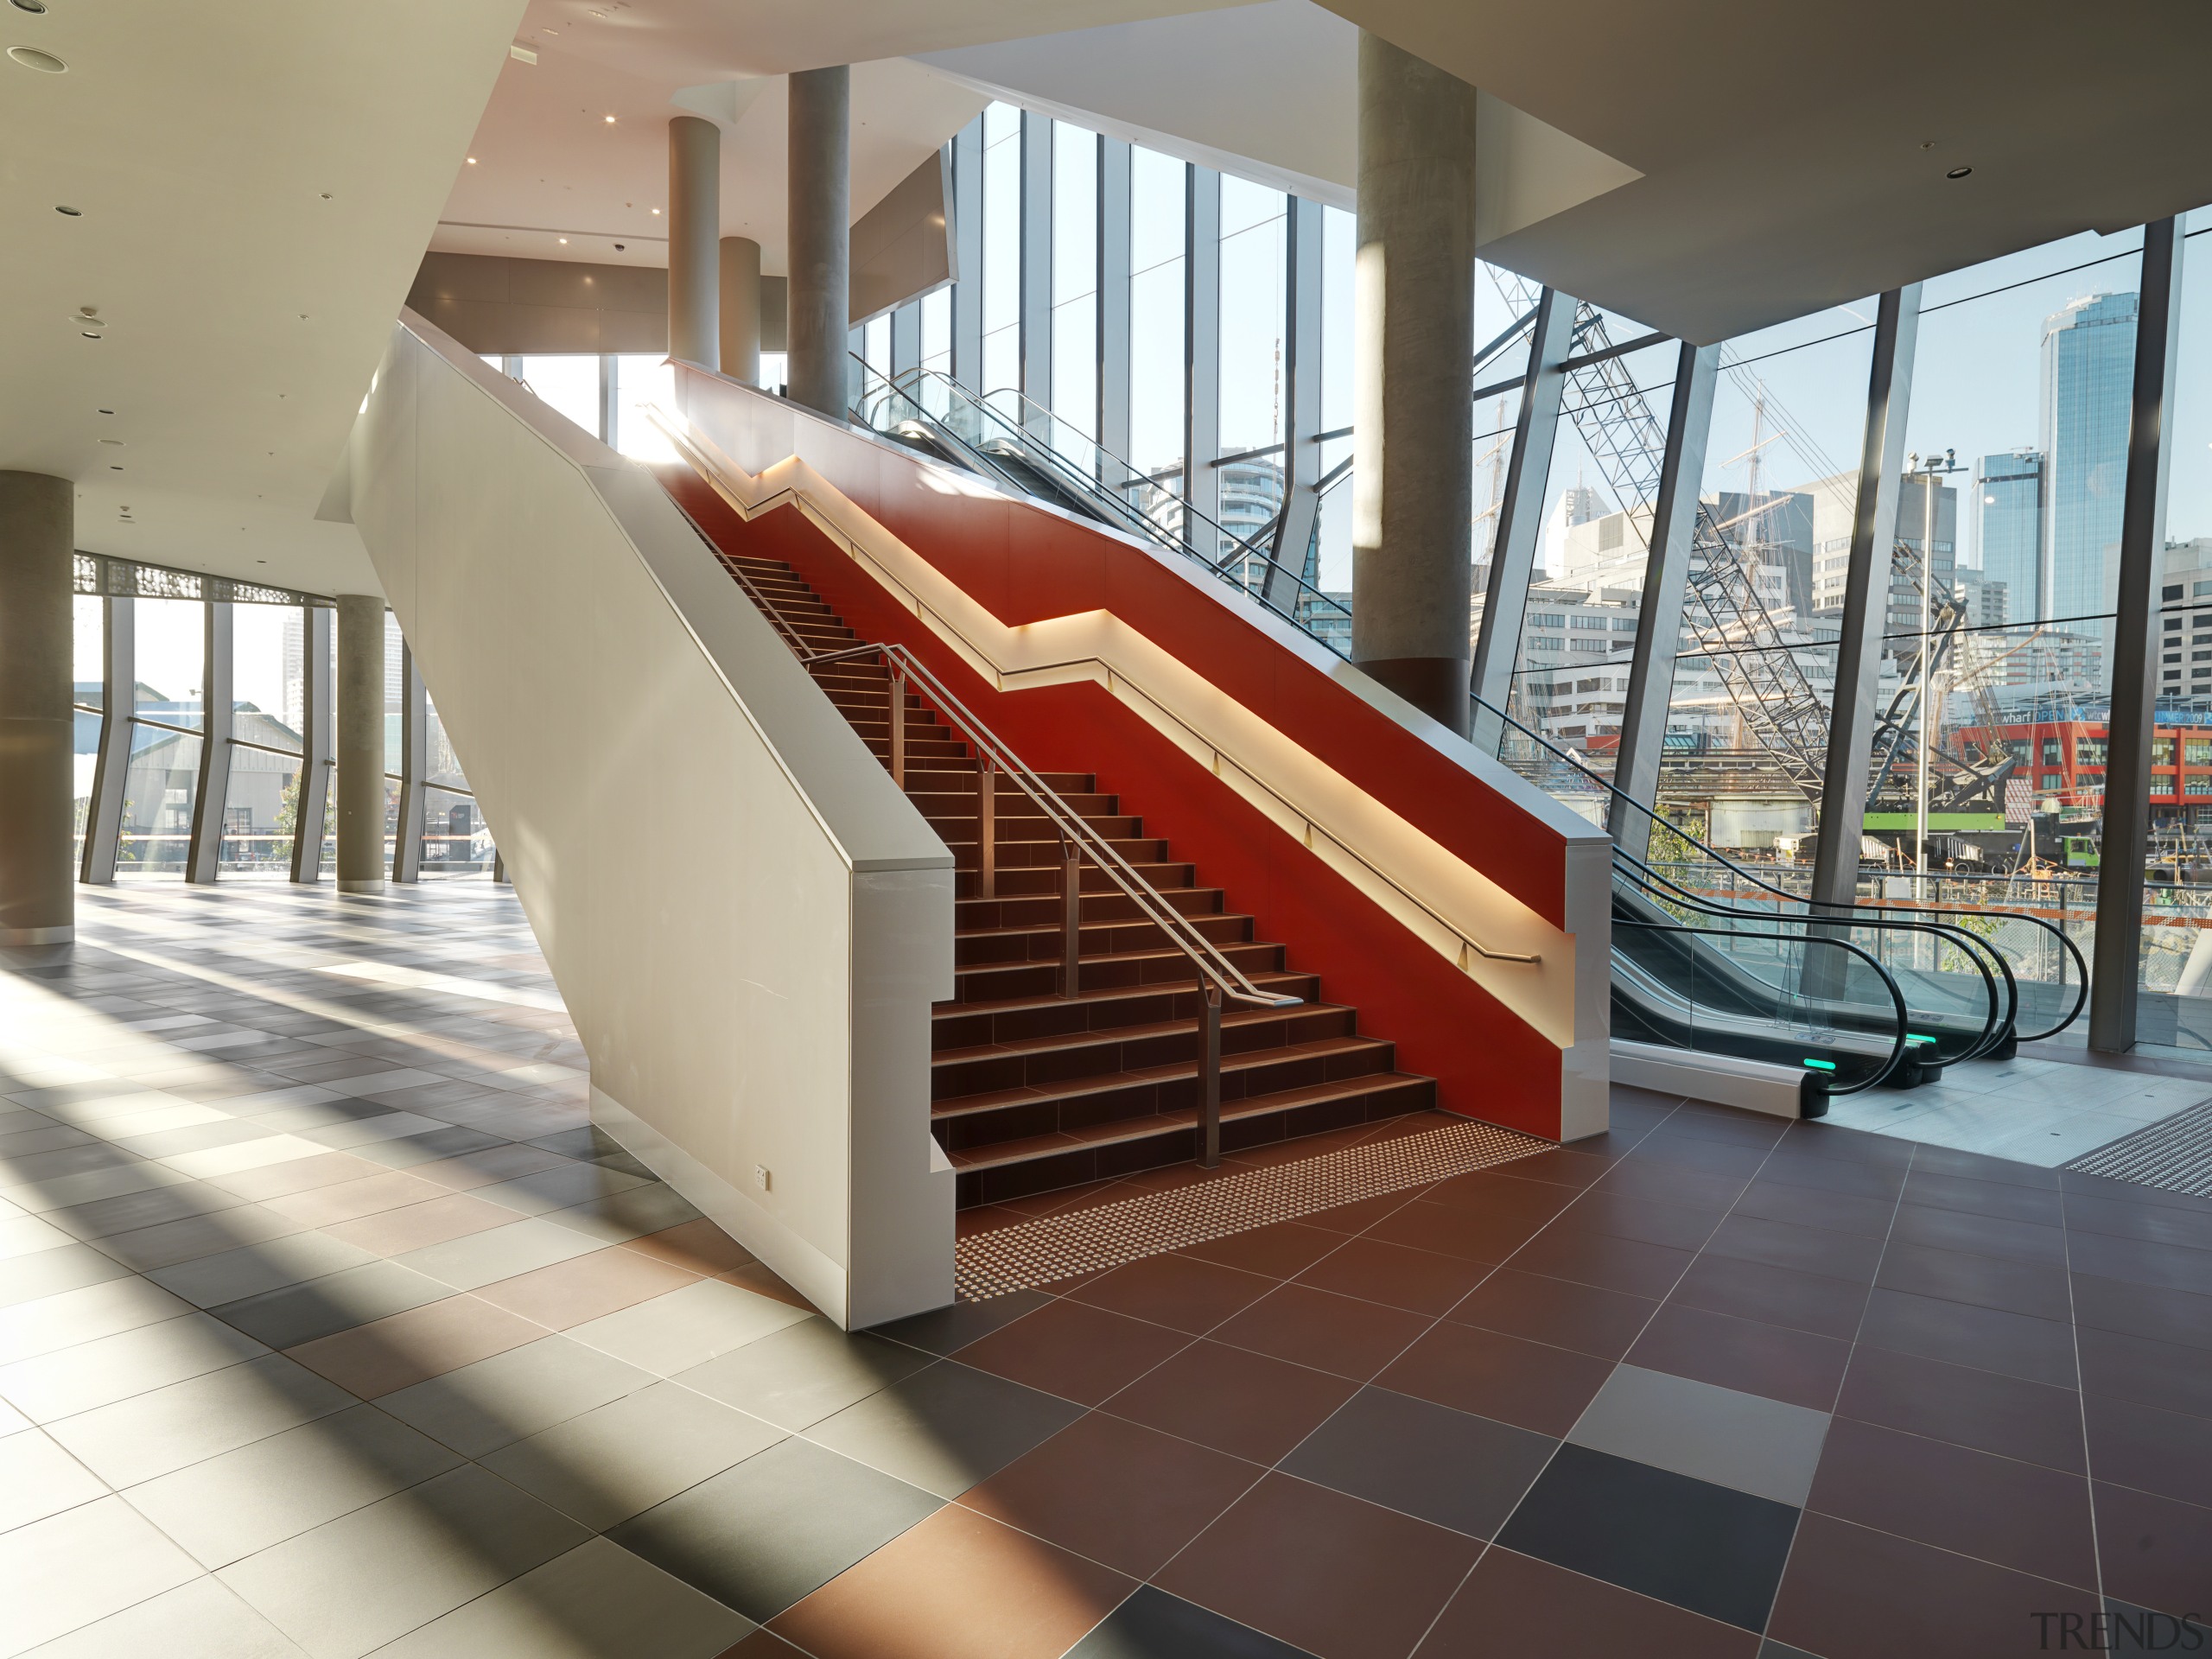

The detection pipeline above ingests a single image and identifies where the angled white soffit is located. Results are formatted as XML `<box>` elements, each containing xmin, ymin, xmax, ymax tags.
<box><xmin>913</xmin><ymin>0</ymin><xmax>1639</xmax><ymax>243</ymax></box>
<box><xmin>0</xmin><ymin>0</ymin><xmax>524</xmax><ymax>595</ymax></box>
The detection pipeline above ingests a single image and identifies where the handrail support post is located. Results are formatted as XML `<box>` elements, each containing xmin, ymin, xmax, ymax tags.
<box><xmin>1061</xmin><ymin>844</ymin><xmax>1083</xmax><ymax>999</ymax></box>
<box><xmin>977</xmin><ymin>759</ymin><xmax>996</xmax><ymax>900</ymax></box>
<box><xmin>1199</xmin><ymin>982</ymin><xmax>1224</xmax><ymax>1169</ymax></box>
<box><xmin>888</xmin><ymin>662</ymin><xmax>906</xmax><ymax>789</ymax></box>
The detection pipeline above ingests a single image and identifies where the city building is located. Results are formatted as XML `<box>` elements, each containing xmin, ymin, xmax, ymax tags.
<box><xmin>4</xmin><ymin>10</ymin><xmax>2210</xmax><ymax>1657</ymax></box>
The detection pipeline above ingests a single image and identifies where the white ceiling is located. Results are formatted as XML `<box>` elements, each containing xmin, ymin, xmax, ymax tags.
<box><xmin>0</xmin><ymin>0</ymin><xmax>524</xmax><ymax>596</ymax></box>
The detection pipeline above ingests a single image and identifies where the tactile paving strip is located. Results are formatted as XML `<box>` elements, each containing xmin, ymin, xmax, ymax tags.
<box><xmin>2063</xmin><ymin>1098</ymin><xmax>2212</xmax><ymax>1198</ymax></box>
<box><xmin>955</xmin><ymin>1116</ymin><xmax>1550</xmax><ymax>1300</ymax></box>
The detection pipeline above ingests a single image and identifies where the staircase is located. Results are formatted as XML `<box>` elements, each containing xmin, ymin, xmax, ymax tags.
<box><xmin>703</xmin><ymin>537</ymin><xmax>1437</xmax><ymax>1206</ymax></box>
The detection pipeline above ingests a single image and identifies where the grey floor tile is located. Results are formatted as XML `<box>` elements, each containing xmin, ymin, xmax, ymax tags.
<box><xmin>1566</xmin><ymin>1363</ymin><xmax>1832</xmax><ymax>1507</ymax></box>
<box><xmin>0</xmin><ymin>1215</ymin><xmax>79</xmax><ymax>1262</ymax></box>
<box><xmin>391</xmin><ymin>1217</ymin><xmax>605</xmax><ymax>1292</ymax></box>
<box><xmin>377</xmin><ymin>1335</ymin><xmax>654</xmax><ymax>1458</ymax></box>
<box><xmin>147</xmin><ymin>1233</ymin><xmax>376</xmax><ymax>1309</ymax></box>
<box><xmin>348</xmin><ymin>1127</ymin><xmax>507</xmax><ymax>1172</ymax></box>
<box><xmin>19</xmin><ymin>1574</ymin><xmax>308</xmax><ymax>1658</ymax></box>
<box><xmin>209</xmin><ymin>1260</ymin><xmax>453</xmax><ymax>1350</ymax></box>
<box><xmin>216</xmin><ymin>1463</ymin><xmax>589</xmax><ymax>1659</ymax></box>
<box><xmin>566</xmin><ymin>1279</ymin><xmax>810</xmax><ymax>1376</ymax></box>
<box><xmin>88</xmin><ymin>1204</ymin><xmax>309</xmax><ymax>1273</ymax></box>
<box><xmin>540</xmin><ymin>1184</ymin><xmax>701</xmax><ymax>1246</ymax></box>
<box><xmin>480</xmin><ymin>1379</ymin><xmax>785</xmax><ymax>1530</ymax></box>
<box><xmin>0</xmin><ymin>1428</ymin><xmax>108</xmax><ymax>1534</ymax></box>
<box><xmin>871</xmin><ymin>1288</ymin><xmax>1053</xmax><ymax>1357</ymax></box>
<box><xmin>472</xmin><ymin>1163</ymin><xmax>652</xmax><ymax>1218</ymax></box>
<box><xmin>124</xmin><ymin>1402</ymin><xmax>464</xmax><ymax>1569</ymax></box>
<box><xmin>608</xmin><ymin>1436</ymin><xmax>940</xmax><ymax>1623</ymax></box>
<box><xmin>1</xmin><ymin>1160</ymin><xmax>194</xmax><ymax>1217</ymax></box>
<box><xmin>0</xmin><ymin>1278</ymin><xmax>194</xmax><ymax>1365</ymax></box>
<box><xmin>0</xmin><ymin>1495</ymin><xmax>201</xmax><ymax>1656</ymax></box>
<box><xmin>41</xmin><ymin>1179</ymin><xmax>246</xmax><ymax>1243</ymax></box>
<box><xmin>804</xmin><ymin>1359</ymin><xmax>1084</xmax><ymax>1499</ymax></box>
<box><xmin>1281</xmin><ymin>1384</ymin><xmax>1557</xmax><ymax>1538</ymax></box>
<box><xmin>1066</xmin><ymin>1586</ymin><xmax>1313</xmax><ymax>1659</ymax></box>
<box><xmin>0</xmin><ymin>1243</ymin><xmax>136</xmax><ymax>1311</ymax></box>
<box><xmin>299</xmin><ymin>1112</ymin><xmax>448</xmax><ymax>1151</ymax></box>
<box><xmin>45</xmin><ymin>1352</ymin><xmax>356</xmax><ymax>1488</ymax></box>
<box><xmin>370</xmin><ymin>1536</ymin><xmax>751</xmax><ymax>1658</ymax></box>
<box><xmin>0</xmin><ymin>1309</ymin><xmax>266</xmax><ymax>1421</ymax></box>
<box><xmin>675</xmin><ymin>1316</ymin><xmax>932</xmax><ymax>1431</ymax></box>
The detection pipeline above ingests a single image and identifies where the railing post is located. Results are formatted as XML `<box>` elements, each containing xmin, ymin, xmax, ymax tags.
<box><xmin>1198</xmin><ymin>982</ymin><xmax>1223</xmax><ymax>1169</ymax></box>
<box><xmin>976</xmin><ymin>759</ymin><xmax>995</xmax><ymax>900</ymax></box>
<box><xmin>1061</xmin><ymin>844</ymin><xmax>1082</xmax><ymax>998</ymax></box>
<box><xmin>888</xmin><ymin>664</ymin><xmax>906</xmax><ymax>789</ymax></box>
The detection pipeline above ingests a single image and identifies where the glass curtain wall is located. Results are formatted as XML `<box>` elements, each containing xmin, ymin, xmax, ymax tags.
<box><xmin>1216</xmin><ymin>178</ymin><xmax>1287</xmax><ymax>575</ymax></box>
<box><xmin>979</xmin><ymin>102</ymin><xmax>1022</xmax><ymax>396</ymax></box>
<box><xmin>72</xmin><ymin>596</ymin><xmax>101</xmax><ymax>870</ymax></box>
<box><xmin>1126</xmin><ymin>146</ymin><xmax>1187</xmax><ymax>530</ymax></box>
<box><xmin>120</xmin><ymin>597</ymin><xmax>206</xmax><ymax>876</ymax></box>
<box><xmin>220</xmin><ymin>603</ymin><xmax>305</xmax><ymax>876</ymax></box>
<box><xmin>1051</xmin><ymin>123</ymin><xmax>1099</xmax><ymax>453</ymax></box>
<box><xmin>422</xmin><ymin>691</ymin><xmax>495</xmax><ymax>879</ymax></box>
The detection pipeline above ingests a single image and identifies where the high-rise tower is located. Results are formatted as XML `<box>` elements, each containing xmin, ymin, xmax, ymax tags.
<box><xmin>2040</xmin><ymin>291</ymin><xmax>2139</xmax><ymax>626</ymax></box>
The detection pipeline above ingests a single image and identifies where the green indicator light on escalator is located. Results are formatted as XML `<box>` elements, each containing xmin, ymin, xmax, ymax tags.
<box><xmin>1802</xmin><ymin>1058</ymin><xmax>1838</xmax><ymax>1071</ymax></box>
<box><xmin>1904</xmin><ymin>1033</ymin><xmax>1936</xmax><ymax>1046</ymax></box>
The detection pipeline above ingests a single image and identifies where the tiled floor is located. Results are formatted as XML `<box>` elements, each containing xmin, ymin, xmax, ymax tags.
<box><xmin>1823</xmin><ymin>1051</ymin><xmax>2212</xmax><ymax>1165</ymax></box>
<box><xmin>6</xmin><ymin>882</ymin><xmax>2212</xmax><ymax>1656</ymax></box>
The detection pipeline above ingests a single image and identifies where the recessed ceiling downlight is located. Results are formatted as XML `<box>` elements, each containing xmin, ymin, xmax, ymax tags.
<box><xmin>1947</xmin><ymin>166</ymin><xmax>1974</xmax><ymax>180</ymax></box>
<box><xmin>55</xmin><ymin>204</ymin><xmax>80</xmax><ymax>216</ymax></box>
<box><xmin>8</xmin><ymin>44</ymin><xmax>66</xmax><ymax>72</ymax></box>
<box><xmin>11</xmin><ymin>1</ymin><xmax>50</xmax><ymax>14</ymax></box>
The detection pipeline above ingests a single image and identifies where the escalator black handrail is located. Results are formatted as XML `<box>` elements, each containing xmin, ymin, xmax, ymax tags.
<box><xmin>1613</xmin><ymin>851</ymin><xmax>2005</xmax><ymax>1065</ymax></box>
<box><xmin>1612</xmin><ymin>916</ymin><xmax>1910</xmax><ymax>1095</ymax></box>
<box><xmin>1476</xmin><ymin>690</ymin><xmax>2089</xmax><ymax>1043</ymax></box>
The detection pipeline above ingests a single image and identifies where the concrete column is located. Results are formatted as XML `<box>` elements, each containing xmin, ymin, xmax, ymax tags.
<box><xmin>787</xmin><ymin>65</ymin><xmax>851</xmax><ymax>420</ymax></box>
<box><xmin>335</xmin><ymin>594</ymin><xmax>385</xmax><ymax>893</ymax></box>
<box><xmin>0</xmin><ymin>473</ymin><xmax>73</xmax><ymax>944</ymax></box>
<box><xmin>719</xmin><ymin>235</ymin><xmax>762</xmax><ymax>385</ymax></box>
<box><xmin>1349</xmin><ymin>31</ymin><xmax>1482</xmax><ymax>735</ymax></box>
<box><xmin>668</xmin><ymin>115</ymin><xmax>721</xmax><ymax>369</ymax></box>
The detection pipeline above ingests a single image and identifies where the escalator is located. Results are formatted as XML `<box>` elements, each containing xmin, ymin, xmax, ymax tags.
<box><xmin>842</xmin><ymin>358</ymin><xmax>2088</xmax><ymax>1115</ymax></box>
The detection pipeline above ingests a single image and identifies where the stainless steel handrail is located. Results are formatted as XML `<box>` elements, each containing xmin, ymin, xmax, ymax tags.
<box><xmin>702</xmin><ymin>523</ymin><xmax>1300</xmax><ymax>1170</ymax></box>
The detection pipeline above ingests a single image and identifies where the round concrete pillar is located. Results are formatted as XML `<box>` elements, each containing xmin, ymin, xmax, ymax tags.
<box><xmin>0</xmin><ymin>473</ymin><xmax>74</xmax><ymax>944</ymax></box>
<box><xmin>334</xmin><ymin>595</ymin><xmax>385</xmax><ymax>893</ymax></box>
<box><xmin>1349</xmin><ymin>31</ymin><xmax>1481</xmax><ymax>735</ymax></box>
<box><xmin>668</xmin><ymin>115</ymin><xmax>721</xmax><ymax>369</ymax></box>
<box><xmin>786</xmin><ymin>65</ymin><xmax>851</xmax><ymax>420</ymax></box>
<box><xmin>720</xmin><ymin>236</ymin><xmax>763</xmax><ymax>385</ymax></box>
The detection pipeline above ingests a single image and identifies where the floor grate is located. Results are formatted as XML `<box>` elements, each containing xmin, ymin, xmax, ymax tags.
<box><xmin>2063</xmin><ymin>1099</ymin><xmax>2212</xmax><ymax>1198</ymax></box>
<box><xmin>955</xmin><ymin>1116</ymin><xmax>1550</xmax><ymax>1299</ymax></box>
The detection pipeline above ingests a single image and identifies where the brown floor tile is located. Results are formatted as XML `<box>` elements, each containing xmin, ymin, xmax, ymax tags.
<box><xmin>1067</xmin><ymin>1252</ymin><xmax>1276</xmax><ymax>1334</ymax></box>
<box><xmin>1627</xmin><ymin>1303</ymin><xmax>1851</xmax><ymax>1412</ymax></box>
<box><xmin>283</xmin><ymin>1294</ymin><xmax>543</xmax><ymax>1398</ymax></box>
<box><xmin>768</xmin><ymin>1502</ymin><xmax>1132</xmax><ymax>1659</ymax></box>
<box><xmin>955</xmin><ymin>1298</ymin><xmax>1189</xmax><ymax>1406</ymax></box>
<box><xmin>1768</xmin><ymin>1511</ymin><xmax>2098</xmax><ymax>1659</ymax></box>
<box><xmin>1210</xmin><ymin>1282</ymin><xmax>1431</xmax><ymax>1382</ymax></box>
<box><xmin>474</xmin><ymin>1243</ymin><xmax>700</xmax><ymax>1329</ymax></box>
<box><xmin>1154</xmin><ymin>1472</ymin><xmax>1479</xmax><ymax>1659</ymax></box>
<box><xmin>1837</xmin><ymin>1344</ymin><xmax>2085</xmax><ymax>1474</ymax></box>
<box><xmin>1621</xmin><ymin>1135</ymin><xmax>1770</xmax><ymax>1179</ymax></box>
<box><xmin>1703</xmin><ymin>1212</ymin><xmax>1884</xmax><ymax>1283</ymax></box>
<box><xmin>262</xmin><ymin>1170</ymin><xmax>449</xmax><ymax>1228</ymax></box>
<box><xmin>1731</xmin><ymin>1178</ymin><xmax>1897</xmax><ymax>1239</ymax></box>
<box><xmin>409</xmin><ymin>1142</ymin><xmax>577</xmax><ymax>1192</ymax></box>
<box><xmin>1912</xmin><ymin>1143</ymin><xmax>2059</xmax><ymax>1190</ymax></box>
<box><xmin>1376</xmin><ymin>1320</ymin><xmax>1612</xmax><ymax>1436</ymax></box>
<box><xmin>1858</xmin><ymin>1287</ymin><xmax>2079</xmax><ymax>1389</ymax></box>
<box><xmin>1548</xmin><ymin>1190</ymin><xmax>1726</xmax><ymax>1253</ymax></box>
<box><xmin>2065</xmin><ymin>1190</ymin><xmax>2212</xmax><ymax>1251</ymax></box>
<box><xmin>1359</xmin><ymin>1198</ymin><xmax>1531</xmax><ymax>1264</ymax></box>
<box><xmin>1903</xmin><ymin>1168</ymin><xmax>2066</xmax><ymax>1226</ymax></box>
<box><xmin>1888</xmin><ymin>1200</ymin><xmax>2069</xmax><ymax>1267</ymax></box>
<box><xmin>1103</xmin><ymin>1339</ymin><xmax>1357</xmax><ymax>1464</ymax></box>
<box><xmin>721</xmin><ymin>1261</ymin><xmax>813</xmax><ymax>1310</ymax></box>
<box><xmin>1485</xmin><ymin>1146</ymin><xmax>1615</xmax><ymax>1189</ymax></box>
<box><xmin>1176</xmin><ymin>1220</ymin><xmax>1344</xmax><ymax>1280</ymax></box>
<box><xmin>2079</xmin><ymin>1327</ymin><xmax>2212</xmax><ymax>1419</ymax></box>
<box><xmin>1875</xmin><ymin>1241</ymin><xmax>2072</xmax><ymax>1321</ymax></box>
<box><xmin>321</xmin><ymin>1192</ymin><xmax>519</xmax><ymax>1256</ymax></box>
<box><xmin>1446</xmin><ymin>1268</ymin><xmax>1656</xmax><ymax>1361</ymax></box>
<box><xmin>1665</xmin><ymin>1250</ymin><xmax>1870</xmax><ymax>1342</ymax></box>
<box><xmin>1753</xmin><ymin>1151</ymin><xmax>1908</xmax><ymax>1204</ymax></box>
<box><xmin>2094</xmin><ymin>1481</ymin><xmax>2212</xmax><ymax>1618</ymax></box>
<box><xmin>2070</xmin><ymin>1271</ymin><xmax>2212</xmax><ymax>1351</ymax></box>
<box><xmin>208</xmin><ymin>1151</ymin><xmax>385</xmax><ymax>1200</ymax></box>
<box><xmin>1418</xmin><ymin>1169</ymin><xmax>1577</xmax><ymax>1223</ymax></box>
<box><xmin>620</xmin><ymin>1217</ymin><xmax>757</xmax><ymax>1275</ymax></box>
<box><xmin>1415</xmin><ymin>1546</ymin><xmax>1758</xmax><ymax>1657</ymax></box>
<box><xmin>1298</xmin><ymin>1190</ymin><xmax>1425</xmax><ymax>1236</ymax></box>
<box><xmin>1502</xmin><ymin>1227</ymin><xmax>1694</xmax><ymax>1300</ymax></box>
<box><xmin>2069</xmin><ymin>1230</ymin><xmax>2212</xmax><ymax>1299</ymax></box>
<box><xmin>2085</xmin><ymin>1393</ymin><xmax>2212</xmax><ymax>1509</ymax></box>
<box><xmin>1291</xmin><ymin>1235</ymin><xmax>1491</xmax><ymax>1315</ymax></box>
<box><xmin>1590</xmin><ymin>1159</ymin><xmax>1751</xmax><ymax>1213</ymax></box>
<box><xmin>958</xmin><ymin>1411</ymin><xmax>1263</xmax><ymax>1577</ymax></box>
<box><xmin>1808</xmin><ymin>1417</ymin><xmax>2096</xmax><ymax>1589</ymax></box>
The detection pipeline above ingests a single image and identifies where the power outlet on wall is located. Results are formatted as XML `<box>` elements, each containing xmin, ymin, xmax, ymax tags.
<box><xmin>753</xmin><ymin>1165</ymin><xmax>771</xmax><ymax>1192</ymax></box>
